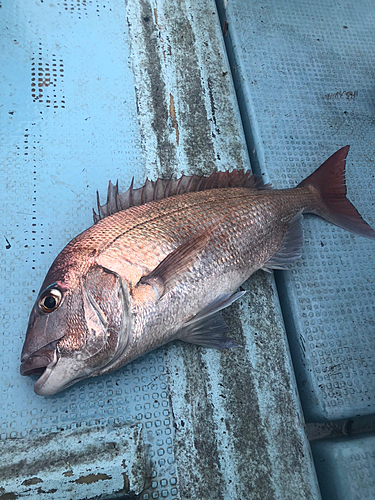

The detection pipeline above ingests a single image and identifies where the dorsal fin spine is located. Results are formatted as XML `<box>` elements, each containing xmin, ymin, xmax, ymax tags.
<box><xmin>163</xmin><ymin>175</ymin><xmax>173</xmax><ymax>198</ymax></box>
<box><xmin>176</xmin><ymin>175</ymin><xmax>185</xmax><ymax>195</ymax></box>
<box><xmin>195</xmin><ymin>175</ymin><xmax>205</xmax><ymax>192</ymax></box>
<box><xmin>141</xmin><ymin>179</ymin><xmax>147</xmax><ymax>205</ymax></box>
<box><xmin>93</xmin><ymin>169</ymin><xmax>268</xmax><ymax>223</ymax></box>
<box><xmin>185</xmin><ymin>174</ymin><xmax>195</xmax><ymax>193</ymax></box>
<box><xmin>153</xmin><ymin>178</ymin><xmax>159</xmax><ymax>201</ymax></box>
<box><xmin>129</xmin><ymin>177</ymin><xmax>134</xmax><ymax>207</ymax></box>
<box><xmin>115</xmin><ymin>180</ymin><xmax>119</xmax><ymax>213</ymax></box>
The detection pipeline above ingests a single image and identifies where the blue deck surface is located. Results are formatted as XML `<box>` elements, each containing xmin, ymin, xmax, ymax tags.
<box><xmin>1</xmin><ymin>0</ymin><xmax>374</xmax><ymax>499</ymax></box>
<box><xmin>219</xmin><ymin>0</ymin><xmax>375</xmax><ymax>421</ymax></box>
<box><xmin>217</xmin><ymin>0</ymin><xmax>375</xmax><ymax>497</ymax></box>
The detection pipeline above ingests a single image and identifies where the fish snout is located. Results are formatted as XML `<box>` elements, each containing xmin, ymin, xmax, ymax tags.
<box><xmin>20</xmin><ymin>342</ymin><xmax>58</xmax><ymax>377</ymax></box>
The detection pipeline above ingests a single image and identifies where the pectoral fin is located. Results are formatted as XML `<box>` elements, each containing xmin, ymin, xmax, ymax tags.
<box><xmin>138</xmin><ymin>224</ymin><xmax>218</xmax><ymax>296</ymax></box>
<box><xmin>176</xmin><ymin>291</ymin><xmax>245</xmax><ymax>349</ymax></box>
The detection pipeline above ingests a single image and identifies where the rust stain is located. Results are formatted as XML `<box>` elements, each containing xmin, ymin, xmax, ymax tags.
<box><xmin>36</xmin><ymin>488</ymin><xmax>57</xmax><ymax>494</ymax></box>
<box><xmin>153</xmin><ymin>7</ymin><xmax>159</xmax><ymax>28</ymax></box>
<box><xmin>72</xmin><ymin>472</ymin><xmax>112</xmax><ymax>484</ymax></box>
<box><xmin>121</xmin><ymin>459</ymin><xmax>130</xmax><ymax>493</ymax></box>
<box><xmin>37</xmin><ymin>77</ymin><xmax>52</xmax><ymax>88</ymax></box>
<box><xmin>169</xmin><ymin>93</ymin><xmax>180</xmax><ymax>146</ymax></box>
<box><xmin>31</xmin><ymin>46</ymin><xmax>65</xmax><ymax>107</ymax></box>
<box><xmin>21</xmin><ymin>477</ymin><xmax>43</xmax><ymax>486</ymax></box>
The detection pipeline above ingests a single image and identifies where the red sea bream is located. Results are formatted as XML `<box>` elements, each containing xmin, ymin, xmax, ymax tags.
<box><xmin>20</xmin><ymin>146</ymin><xmax>375</xmax><ymax>395</ymax></box>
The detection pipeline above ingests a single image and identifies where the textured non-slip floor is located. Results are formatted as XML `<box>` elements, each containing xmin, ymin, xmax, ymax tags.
<box><xmin>217</xmin><ymin>0</ymin><xmax>375</xmax><ymax>497</ymax></box>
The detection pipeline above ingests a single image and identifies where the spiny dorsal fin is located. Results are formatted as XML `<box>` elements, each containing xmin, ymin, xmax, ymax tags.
<box><xmin>93</xmin><ymin>170</ymin><xmax>272</xmax><ymax>223</ymax></box>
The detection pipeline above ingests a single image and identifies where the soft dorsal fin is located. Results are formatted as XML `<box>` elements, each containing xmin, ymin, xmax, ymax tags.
<box><xmin>93</xmin><ymin>170</ymin><xmax>271</xmax><ymax>223</ymax></box>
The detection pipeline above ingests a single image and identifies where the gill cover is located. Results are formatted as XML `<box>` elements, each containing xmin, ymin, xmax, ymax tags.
<box><xmin>79</xmin><ymin>266</ymin><xmax>131</xmax><ymax>362</ymax></box>
<box><xmin>33</xmin><ymin>266</ymin><xmax>131</xmax><ymax>396</ymax></box>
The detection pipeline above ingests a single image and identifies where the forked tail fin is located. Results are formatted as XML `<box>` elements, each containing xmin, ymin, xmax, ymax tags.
<box><xmin>298</xmin><ymin>146</ymin><xmax>375</xmax><ymax>239</ymax></box>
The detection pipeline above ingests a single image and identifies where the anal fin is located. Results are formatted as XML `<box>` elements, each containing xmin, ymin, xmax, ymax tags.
<box><xmin>263</xmin><ymin>212</ymin><xmax>304</xmax><ymax>271</ymax></box>
<box><xmin>176</xmin><ymin>291</ymin><xmax>245</xmax><ymax>349</ymax></box>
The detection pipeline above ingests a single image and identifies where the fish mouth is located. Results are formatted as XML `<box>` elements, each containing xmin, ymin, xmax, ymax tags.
<box><xmin>20</xmin><ymin>342</ymin><xmax>58</xmax><ymax>379</ymax></box>
<box><xmin>21</xmin><ymin>343</ymin><xmax>92</xmax><ymax>396</ymax></box>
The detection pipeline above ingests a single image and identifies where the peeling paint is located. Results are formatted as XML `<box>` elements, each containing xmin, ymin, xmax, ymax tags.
<box><xmin>126</xmin><ymin>0</ymin><xmax>250</xmax><ymax>181</ymax></box>
<box><xmin>165</xmin><ymin>345</ymin><xmax>226</xmax><ymax>500</ymax></box>
<box><xmin>163</xmin><ymin>0</ymin><xmax>218</xmax><ymax>175</ymax></box>
<box><xmin>72</xmin><ymin>472</ymin><xmax>112</xmax><ymax>484</ymax></box>
<box><xmin>0</xmin><ymin>491</ymin><xmax>17</xmax><ymax>500</ymax></box>
<box><xmin>220</xmin><ymin>284</ymin><xmax>277</xmax><ymax>498</ymax></box>
<box><xmin>121</xmin><ymin>459</ymin><xmax>130</xmax><ymax>493</ymax></box>
<box><xmin>0</xmin><ymin>424</ymin><xmax>148</xmax><ymax>499</ymax></box>
<box><xmin>21</xmin><ymin>478</ymin><xmax>43</xmax><ymax>486</ymax></box>
<box><xmin>0</xmin><ymin>427</ymin><xmax>119</xmax><ymax>482</ymax></box>
<box><xmin>165</xmin><ymin>272</ymin><xmax>320</xmax><ymax>499</ymax></box>
<box><xmin>207</xmin><ymin>77</ymin><xmax>217</xmax><ymax>129</ymax></box>
<box><xmin>36</xmin><ymin>487</ymin><xmax>57</xmax><ymax>495</ymax></box>
<box><xmin>127</xmin><ymin>0</ymin><xmax>178</xmax><ymax>179</ymax></box>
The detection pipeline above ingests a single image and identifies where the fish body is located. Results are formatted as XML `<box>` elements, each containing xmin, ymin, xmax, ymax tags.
<box><xmin>20</xmin><ymin>147</ymin><xmax>375</xmax><ymax>395</ymax></box>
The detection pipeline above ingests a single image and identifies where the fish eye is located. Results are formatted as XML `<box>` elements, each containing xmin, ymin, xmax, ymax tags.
<box><xmin>39</xmin><ymin>288</ymin><xmax>62</xmax><ymax>313</ymax></box>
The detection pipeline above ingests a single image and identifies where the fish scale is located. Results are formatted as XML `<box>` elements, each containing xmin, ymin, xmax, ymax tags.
<box><xmin>96</xmin><ymin>187</ymin><xmax>302</xmax><ymax>269</ymax></box>
<box><xmin>20</xmin><ymin>146</ymin><xmax>375</xmax><ymax>395</ymax></box>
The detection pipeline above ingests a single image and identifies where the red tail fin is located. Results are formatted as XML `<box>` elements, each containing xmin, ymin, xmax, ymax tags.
<box><xmin>298</xmin><ymin>146</ymin><xmax>375</xmax><ymax>239</ymax></box>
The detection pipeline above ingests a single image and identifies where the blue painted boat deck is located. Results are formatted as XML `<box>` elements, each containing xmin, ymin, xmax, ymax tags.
<box><xmin>1</xmin><ymin>0</ymin><xmax>374</xmax><ymax>498</ymax></box>
<box><xmin>216</xmin><ymin>1</ymin><xmax>375</xmax><ymax>497</ymax></box>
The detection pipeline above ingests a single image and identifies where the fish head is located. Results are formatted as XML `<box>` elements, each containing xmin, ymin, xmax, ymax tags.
<box><xmin>20</xmin><ymin>264</ymin><xmax>131</xmax><ymax>396</ymax></box>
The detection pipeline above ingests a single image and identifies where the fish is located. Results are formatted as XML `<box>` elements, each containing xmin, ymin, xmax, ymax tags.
<box><xmin>20</xmin><ymin>146</ymin><xmax>375</xmax><ymax>396</ymax></box>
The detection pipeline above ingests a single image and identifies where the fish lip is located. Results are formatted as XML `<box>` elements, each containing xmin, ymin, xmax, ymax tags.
<box><xmin>20</xmin><ymin>355</ymin><xmax>49</xmax><ymax>376</ymax></box>
<box><xmin>32</xmin><ymin>349</ymin><xmax>59</xmax><ymax>395</ymax></box>
<box><xmin>20</xmin><ymin>343</ymin><xmax>58</xmax><ymax>379</ymax></box>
